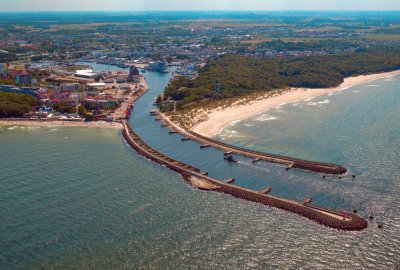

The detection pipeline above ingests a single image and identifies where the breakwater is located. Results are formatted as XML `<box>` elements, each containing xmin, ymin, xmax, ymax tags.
<box><xmin>122</xmin><ymin>121</ymin><xmax>367</xmax><ymax>231</ymax></box>
<box><xmin>155</xmin><ymin>112</ymin><xmax>346</xmax><ymax>175</ymax></box>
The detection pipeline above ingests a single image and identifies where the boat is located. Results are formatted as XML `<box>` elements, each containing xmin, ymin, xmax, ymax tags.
<box><xmin>224</xmin><ymin>154</ymin><xmax>238</xmax><ymax>163</ymax></box>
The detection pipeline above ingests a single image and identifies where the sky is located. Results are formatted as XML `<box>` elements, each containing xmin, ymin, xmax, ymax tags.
<box><xmin>1</xmin><ymin>0</ymin><xmax>400</xmax><ymax>12</ymax></box>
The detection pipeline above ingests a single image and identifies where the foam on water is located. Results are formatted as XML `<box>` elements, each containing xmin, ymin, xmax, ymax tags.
<box><xmin>307</xmin><ymin>99</ymin><xmax>331</xmax><ymax>106</ymax></box>
<box><xmin>255</xmin><ymin>114</ymin><xmax>279</xmax><ymax>121</ymax></box>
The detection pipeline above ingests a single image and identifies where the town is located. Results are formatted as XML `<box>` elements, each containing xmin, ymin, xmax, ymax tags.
<box><xmin>1</xmin><ymin>11</ymin><xmax>399</xmax><ymax>122</ymax></box>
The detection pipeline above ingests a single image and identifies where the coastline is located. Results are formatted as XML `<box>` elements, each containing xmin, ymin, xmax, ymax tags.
<box><xmin>0</xmin><ymin>119</ymin><xmax>123</xmax><ymax>129</ymax></box>
<box><xmin>191</xmin><ymin>70</ymin><xmax>400</xmax><ymax>137</ymax></box>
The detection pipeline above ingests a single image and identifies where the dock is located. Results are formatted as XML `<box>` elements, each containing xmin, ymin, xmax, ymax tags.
<box><xmin>153</xmin><ymin>111</ymin><xmax>347</xmax><ymax>175</ymax></box>
<box><xmin>224</xmin><ymin>178</ymin><xmax>235</xmax><ymax>183</ymax></box>
<box><xmin>261</xmin><ymin>187</ymin><xmax>272</xmax><ymax>194</ymax></box>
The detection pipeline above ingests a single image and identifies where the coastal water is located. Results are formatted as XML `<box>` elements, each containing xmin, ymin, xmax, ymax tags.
<box><xmin>1</xmin><ymin>67</ymin><xmax>400</xmax><ymax>269</ymax></box>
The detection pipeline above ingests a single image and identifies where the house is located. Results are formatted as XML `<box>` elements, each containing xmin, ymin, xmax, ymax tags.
<box><xmin>16</xmin><ymin>72</ymin><xmax>33</xmax><ymax>85</ymax></box>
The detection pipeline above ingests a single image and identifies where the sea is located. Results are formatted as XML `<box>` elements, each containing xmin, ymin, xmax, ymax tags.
<box><xmin>1</xmin><ymin>64</ymin><xmax>399</xmax><ymax>269</ymax></box>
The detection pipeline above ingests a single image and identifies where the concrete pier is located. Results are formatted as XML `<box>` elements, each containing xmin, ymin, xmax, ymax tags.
<box><xmin>154</xmin><ymin>111</ymin><xmax>347</xmax><ymax>175</ymax></box>
<box><xmin>224</xmin><ymin>178</ymin><xmax>235</xmax><ymax>183</ymax></box>
<box><xmin>200</xmin><ymin>144</ymin><xmax>210</xmax><ymax>148</ymax></box>
<box><xmin>261</xmin><ymin>187</ymin><xmax>272</xmax><ymax>194</ymax></box>
<box><xmin>122</xmin><ymin>121</ymin><xmax>367</xmax><ymax>231</ymax></box>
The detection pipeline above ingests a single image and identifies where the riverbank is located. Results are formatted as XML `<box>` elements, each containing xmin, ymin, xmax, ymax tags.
<box><xmin>190</xmin><ymin>70</ymin><xmax>400</xmax><ymax>137</ymax></box>
<box><xmin>0</xmin><ymin>119</ymin><xmax>122</xmax><ymax>129</ymax></box>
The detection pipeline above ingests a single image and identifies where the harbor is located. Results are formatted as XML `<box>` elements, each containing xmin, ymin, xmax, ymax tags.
<box><xmin>3</xmin><ymin>67</ymin><xmax>400</xmax><ymax>269</ymax></box>
<box><xmin>123</xmin><ymin>120</ymin><xmax>367</xmax><ymax>230</ymax></box>
<box><xmin>119</xmin><ymin>70</ymin><xmax>367</xmax><ymax>230</ymax></box>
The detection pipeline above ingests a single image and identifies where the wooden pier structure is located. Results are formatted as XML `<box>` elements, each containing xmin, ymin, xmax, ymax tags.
<box><xmin>155</xmin><ymin>111</ymin><xmax>346</xmax><ymax>175</ymax></box>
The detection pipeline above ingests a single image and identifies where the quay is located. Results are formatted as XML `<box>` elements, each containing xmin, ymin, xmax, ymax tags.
<box><xmin>112</xmin><ymin>75</ymin><xmax>149</xmax><ymax>120</ymax></box>
<box><xmin>154</xmin><ymin>111</ymin><xmax>346</xmax><ymax>175</ymax></box>
<box><xmin>122</xmin><ymin>121</ymin><xmax>367</xmax><ymax>230</ymax></box>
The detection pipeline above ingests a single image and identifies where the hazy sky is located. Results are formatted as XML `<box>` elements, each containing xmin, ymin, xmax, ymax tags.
<box><xmin>1</xmin><ymin>0</ymin><xmax>400</xmax><ymax>12</ymax></box>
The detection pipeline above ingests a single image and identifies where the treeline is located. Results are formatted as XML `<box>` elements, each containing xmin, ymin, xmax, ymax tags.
<box><xmin>255</xmin><ymin>39</ymin><xmax>358</xmax><ymax>52</ymax></box>
<box><xmin>164</xmin><ymin>47</ymin><xmax>400</xmax><ymax>109</ymax></box>
<box><xmin>0</xmin><ymin>92</ymin><xmax>37</xmax><ymax>117</ymax></box>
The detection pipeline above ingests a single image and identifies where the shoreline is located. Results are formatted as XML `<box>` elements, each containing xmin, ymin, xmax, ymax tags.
<box><xmin>0</xmin><ymin>119</ymin><xmax>123</xmax><ymax>129</ymax></box>
<box><xmin>191</xmin><ymin>70</ymin><xmax>400</xmax><ymax>137</ymax></box>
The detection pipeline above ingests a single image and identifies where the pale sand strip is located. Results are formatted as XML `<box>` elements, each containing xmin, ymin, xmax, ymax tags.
<box><xmin>0</xmin><ymin>120</ymin><xmax>123</xmax><ymax>129</ymax></box>
<box><xmin>192</xmin><ymin>70</ymin><xmax>400</xmax><ymax>137</ymax></box>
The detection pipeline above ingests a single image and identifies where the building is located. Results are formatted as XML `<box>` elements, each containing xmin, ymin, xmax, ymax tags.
<box><xmin>148</xmin><ymin>61</ymin><xmax>167</xmax><ymax>72</ymax></box>
<box><xmin>74</xmin><ymin>70</ymin><xmax>99</xmax><ymax>79</ymax></box>
<box><xmin>55</xmin><ymin>82</ymin><xmax>81</xmax><ymax>92</ymax></box>
<box><xmin>0</xmin><ymin>85</ymin><xmax>37</xmax><ymax>97</ymax></box>
<box><xmin>16</xmin><ymin>73</ymin><xmax>32</xmax><ymax>85</ymax></box>
<box><xmin>0</xmin><ymin>63</ymin><xmax>9</xmax><ymax>79</ymax></box>
<box><xmin>116</xmin><ymin>77</ymin><xmax>127</xmax><ymax>84</ymax></box>
<box><xmin>88</xmin><ymin>83</ymin><xmax>106</xmax><ymax>89</ymax></box>
<box><xmin>132</xmin><ymin>75</ymin><xmax>141</xmax><ymax>83</ymax></box>
<box><xmin>128</xmin><ymin>65</ymin><xmax>140</xmax><ymax>82</ymax></box>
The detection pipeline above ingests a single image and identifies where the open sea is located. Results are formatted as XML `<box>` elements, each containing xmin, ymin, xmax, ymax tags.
<box><xmin>1</xmin><ymin>67</ymin><xmax>400</xmax><ymax>269</ymax></box>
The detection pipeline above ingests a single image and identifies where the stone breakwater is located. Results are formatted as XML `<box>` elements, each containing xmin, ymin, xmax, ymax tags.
<box><xmin>122</xmin><ymin>122</ymin><xmax>367</xmax><ymax>231</ymax></box>
<box><xmin>156</xmin><ymin>112</ymin><xmax>347</xmax><ymax>175</ymax></box>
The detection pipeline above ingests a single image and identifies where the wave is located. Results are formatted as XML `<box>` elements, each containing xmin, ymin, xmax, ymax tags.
<box><xmin>7</xmin><ymin>126</ymin><xmax>18</xmax><ymax>130</ymax></box>
<box><xmin>276</xmin><ymin>102</ymin><xmax>287</xmax><ymax>109</ymax></box>
<box><xmin>307</xmin><ymin>99</ymin><xmax>330</xmax><ymax>106</ymax></box>
<box><xmin>255</xmin><ymin>114</ymin><xmax>279</xmax><ymax>121</ymax></box>
<box><xmin>219</xmin><ymin>129</ymin><xmax>244</xmax><ymax>139</ymax></box>
<box><xmin>230</xmin><ymin>120</ymin><xmax>241</xmax><ymax>126</ymax></box>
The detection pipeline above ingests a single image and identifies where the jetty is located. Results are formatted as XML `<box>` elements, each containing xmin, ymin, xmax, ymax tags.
<box><xmin>153</xmin><ymin>111</ymin><xmax>346</xmax><ymax>175</ymax></box>
<box><xmin>122</xmin><ymin>121</ymin><xmax>367</xmax><ymax>231</ymax></box>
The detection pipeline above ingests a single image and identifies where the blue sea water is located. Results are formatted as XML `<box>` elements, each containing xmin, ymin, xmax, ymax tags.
<box><xmin>1</xmin><ymin>68</ymin><xmax>400</xmax><ymax>269</ymax></box>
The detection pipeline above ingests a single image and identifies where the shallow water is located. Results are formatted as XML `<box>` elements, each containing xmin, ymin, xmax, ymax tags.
<box><xmin>1</xmin><ymin>69</ymin><xmax>399</xmax><ymax>269</ymax></box>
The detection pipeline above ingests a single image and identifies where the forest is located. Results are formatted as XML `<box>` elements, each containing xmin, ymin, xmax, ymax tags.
<box><xmin>163</xmin><ymin>47</ymin><xmax>400</xmax><ymax>110</ymax></box>
<box><xmin>0</xmin><ymin>92</ymin><xmax>37</xmax><ymax>117</ymax></box>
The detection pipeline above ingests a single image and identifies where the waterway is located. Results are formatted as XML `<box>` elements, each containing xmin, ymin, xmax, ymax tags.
<box><xmin>1</xmin><ymin>64</ymin><xmax>399</xmax><ymax>269</ymax></box>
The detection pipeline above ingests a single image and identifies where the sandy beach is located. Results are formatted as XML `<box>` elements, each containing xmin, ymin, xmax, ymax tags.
<box><xmin>191</xmin><ymin>70</ymin><xmax>400</xmax><ymax>137</ymax></box>
<box><xmin>0</xmin><ymin>120</ymin><xmax>123</xmax><ymax>129</ymax></box>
